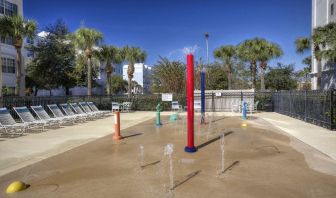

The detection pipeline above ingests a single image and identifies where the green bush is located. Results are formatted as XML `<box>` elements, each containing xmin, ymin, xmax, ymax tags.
<box><xmin>255</xmin><ymin>92</ymin><xmax>273</xmax><ymax>111</ymax></box>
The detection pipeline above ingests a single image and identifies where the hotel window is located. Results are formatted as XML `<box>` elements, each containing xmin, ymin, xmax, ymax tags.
<box><xmin>0</xmin><ymin>0</ymin><xmax>17</xmax><ymax>16</ymax></box>
<box><xmin>0</xmin><ymin>36</ymin><xmax>14</xmax><ymax>45</ymax></box>
<box><xmin>1</xmin><ymin>57</ymin><xmax>16</xmax><ymax>73</ymax></box>
<box><xmin>26</xmin><ymin>37</ymin><xmax>34</xmax><ymax>45</ymax></box>
<box><xmin>0</xmin><ymin>0</ymin><xmax>4</xmax><ymax>14</ymax></box>
<box><xmin>27</xmin><ymin>50</ymin><xmax>34</xmax><ymax>58</ymax></box>
<box><xmin>332</xmin><ymin>3</ymin><xmax>334</xmax><ymax>15</ymax></box>
<box><xmin>5</xmin><ymin>1</ymin><xmax>17</xmax><ymax>16</ymax></box>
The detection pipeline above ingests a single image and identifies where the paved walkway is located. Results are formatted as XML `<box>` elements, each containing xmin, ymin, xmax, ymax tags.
<box><xmin>0</xmin><ymin>111</ymin><xmax>335</xmax><ymax>177</ymax></box>
<box><xmin>0</xmin><ymin>111</ymin><xmax>156</xmax><ymax>176</ymax></box>
<box><xmin>254</xmin><ymin>112</ymin><xmax>336</xmax><ymax>160</ymax></box>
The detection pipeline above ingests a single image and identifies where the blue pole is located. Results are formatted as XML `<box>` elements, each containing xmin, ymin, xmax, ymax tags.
<box><xmin>201</xmin><ymin>71</ymin><xmax>205</xmax><ymax>124</ymax></box>
<box><xmin>242</xmin><ymin>101</ymin><xmax>247</xmax><ymax>120</ymax></box>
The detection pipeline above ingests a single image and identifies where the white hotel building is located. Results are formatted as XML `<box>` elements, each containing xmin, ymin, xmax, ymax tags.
<box><xmin>312</xmin><ymin>0</ymin><xmax>336</xmax><ymax>90</ymax></box>
<box><xmin>123</xmin><ymin>63</ymin><xmax>152</xmax><ymax>94</ymax></box>
<box><xmin>0</xmin><ymin>0</ymin><xmax>29</xmax><ymax>95</ymax></box>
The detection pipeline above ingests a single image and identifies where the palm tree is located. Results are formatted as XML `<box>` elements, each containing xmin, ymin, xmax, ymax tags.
<box><xmin>237</xmin><ymin>38</ymin><xmax>265</xmax><ymax>89</ymax></box>
<box><xmin>0</xmin><ymin>15</ymin><xmax>36</xmax><ymax>96</ymax></box>
<box><xmin>295</xmin><ymin>37</ymin><xmax>313</xmax><ymax>89</ymax></box>
<box><xmin>295</xmin><ymin>37</ymin><xmax>311</xmax><ymax>54</ymax></box>
<box><xmin>121</xmin><ymin>46</ymin><xmax>146</xmax><ymax>98</ymax></box>
<box><xmin>213</xmin><ymin>45</ymin><xmax>236</xmax><ymax>90</ymax></box>
<box><xmin>95</xmin><ymin>45</ymin><xmax>122</xmax><ymax>95</ymax></box>
<box><xmin>259</xmin><ymin>41</ymin><xmax>283</xmax><ymax>90</ymax></box>
<box><xmin>295</xmin><ymin>35</ymin><xmax>324</xmax><ymax>89</ymax></box>
<box><xmin>73</xmin><ymin>28</ymin><xmax>103</xmax><ymax>96</ymax></box>
<box><xmin>152</xmin><ymin>57</ymin><xmax>185</xmax><ymax>93</ymax></box>
<box><xmin>316</xmin><ymin>22</ymin><xmax>336</xmax><ymax>61</ymax></box>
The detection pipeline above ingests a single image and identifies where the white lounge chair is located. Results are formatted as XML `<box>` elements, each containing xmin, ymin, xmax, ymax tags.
<box><xmin>31</xmin><ymin>105</ymin><xmax>66</xmax><ymax>127</ymax></box>
<box><xmin>112</xmin><ymin>102</ymin><xmax>121</xmax><ymax>112</ymax></box>
<box><xmin>87</xmin><ymin>102</ymin><xmax>110</xmax><ymax>116</ymax></box>
<box><xmin>13</xmin><ymin>106</ymin><xmax>50</xmax><ymax>131</ymax></box>
<box><xmin>0</xmin><ymin>107</ymin><xmax>27</xmax><ymax>136</ymax></box>
<box><xmin>122</xmin><ymin>102</ymin><xmax>132</xmax><ymax>112</ymax></box>
<box><xmin>194</xmin><ymin>100</ymin><xmax>201</xmax><ymax>112</ymax></box>
<box><xmin>253</xmin><ymin>101</ymin><xmax>259</xmax><ymax>113</ymax></box>
<box><xmin>59</xmin><ymin>103</ymin><xmax>87</xmax><ymax>121</ymax></box>
<box><xmin>47</xmin><ymin>104</ymin><xmax>78</xmax><ymax>124</ymax></box>
<box><xmin>79</xmin><ymin>102</ymin><xmax>102</xmax><ymax>118</ymax></box>
<box><xmin>172</xmin><ymin>101</ymin><xmax>181</xmax><ymax>112</ymax></box>
<box><xmin>231</xmin><ymin>101</ymin><xmax>240</xmax><ymax>113</ymax></box>
<box><xmin>70</xmin><ymin>103</ymin><xmax>95</xmax><ymax>120</ymax></box>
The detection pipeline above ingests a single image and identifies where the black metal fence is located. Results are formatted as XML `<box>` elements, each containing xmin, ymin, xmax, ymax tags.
<box><xmin>272</xmin><ymin>90</ymin><xmax>336</xmax><ymax>130</ymax></box>
<box><xmin>0</xmin><ymin>95</ymin><xmax>186</xmax><ymax>120</ymax></box>
<box><xmin>0</xmin><ymin>90</ymin><xmax>334</xmax><ymax>130</ymax></box>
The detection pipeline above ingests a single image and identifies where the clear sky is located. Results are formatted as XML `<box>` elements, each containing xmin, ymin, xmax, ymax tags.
<box><xmin>24</xmin><ymin>0</ymin><xmax>312</xmax><ymax>70</ymax></box>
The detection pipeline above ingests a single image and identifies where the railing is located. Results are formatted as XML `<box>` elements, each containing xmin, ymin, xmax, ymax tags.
<box><xmin>0</xmin><ymin>92</ymin><xmax>267</xmax><ymax>119</ymax></box>
<box><xmin>0</xmin><ymin>95</ymin><xmax>186</xmax><ymax>120</ymax></box>
<box><xmin>272</xmin><ymin>90</ymin><xmax>336</xmax><ymax>130</ymax></box>
<box><xmin>0</xmin><ymin>90</ymin><xmax>334</xmax><ymax>130</ymax></box>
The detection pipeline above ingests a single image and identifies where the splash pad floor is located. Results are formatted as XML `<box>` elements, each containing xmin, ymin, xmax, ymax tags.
<box><xmin>1</xmin><ymin>115</ymin><xmax>336</xmax><ymax>198</ymax></box>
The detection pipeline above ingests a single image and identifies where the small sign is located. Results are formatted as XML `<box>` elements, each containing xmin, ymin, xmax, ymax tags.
<box><xmin>162</xmin><ymin>93</ymin><xmax>173</xmax><ymax>101</ymax></box>
<box><xmin>215</xmin><ymin>92</ymin><xmax>222</xmax><ymax>97</ymax></box>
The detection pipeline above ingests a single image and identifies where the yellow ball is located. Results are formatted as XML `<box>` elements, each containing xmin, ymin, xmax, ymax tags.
<box><xmin>242</xmin><ymin>123</ymin><xmax>247</xmax><ymax>127</ymax></box>
<box><xmin>6</xmin><ymin>181</ymin><xmax>27</xmax><ymax>194</ymax></box>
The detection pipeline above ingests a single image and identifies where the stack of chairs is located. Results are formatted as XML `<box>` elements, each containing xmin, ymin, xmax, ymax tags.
<box><xmin>0</xmin><ymin>102</ymin><xmax>111</xmax><ymax>136</ymax></box>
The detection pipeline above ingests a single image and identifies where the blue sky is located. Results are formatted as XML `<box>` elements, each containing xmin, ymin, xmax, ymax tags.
<box><xmin>24</xmin><ymin>0</ymin><xmax>311</xmax><ymax>70</ymax></box>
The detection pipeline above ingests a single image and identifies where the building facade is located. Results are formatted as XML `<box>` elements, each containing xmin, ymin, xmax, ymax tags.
<box><xmin>123</xmin><ymin>63</ymin><xmax>152</xmax><ymax>94</ymax></box>
<box><xmin>0</xmin><ymin>0</ymin><xmax>26</xmax><ymax>95</ymax></box>
<box><xmin>312</xmin><ymin>0</ymin><xmax>336</xmax><ymax>90</ymax></box>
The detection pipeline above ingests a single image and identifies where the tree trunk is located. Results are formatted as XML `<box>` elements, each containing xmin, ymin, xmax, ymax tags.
<box><xmin>317</xmin><ymin>59</ymin><xmax>321</xmax><ymax>90</ymax></box>
<box><xmin>251</xmin><ymin>61</ymin><xmax>257</xmax><ymax>89</ymax></box>
<box><xmin>87</xmin><ymin>57</ymin><xmax>92</xmax><ymax>96</ymax></box>
<box><xmin>250</xmin><ymin>64</ymin><xmax>254</xmax><ymax>89</ymax></box>
<box><xmin>225</xmin><ymin>64</ymin><xmax>232</xmax><ymax>90</ymax></box>
<box><xmin>127</xmin><ymin>63</ymin><xmax>134</xmax><ymax>98</ymax></box>
<box><xmin>65</xmin><ymin>87</ymin><xmax>70</xmax><ymax>95</ymax></box>
<box><xmin>34</xmin><ymin>87</ymin><xmax>38</xmax><ymax>96</ymax></box>
<box><xmin>106</xmin><ymin>62</ymin><xmax>113</xmax><ymax>95</ymax></box>
<box><xmin>106</xmin><ymin>73</ymin><xmax>111</xmax><ymax>95</ymax></box>
<box><xmin>260</xmin><ymin>68</ymin><xmax>265</xmax><ymax>91</ymax></box>
<box><xmin>128</xmin><ymin>78</ymin><xmax>132</xmax><ymax>98</ymax></box>
<box><xmin>15</xmin><ymin>47</ymin><xmax>22</xmax><ymax>96</ymax></box>
<box><xmin>109</xmin><ymin>75</ymin><xmax>113</xmax><ymax>95</ymax></box>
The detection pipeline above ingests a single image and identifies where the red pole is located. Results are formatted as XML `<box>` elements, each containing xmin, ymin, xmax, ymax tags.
<box><xmin>185</xmin><ymin>54</ymin><xmax>197</xmax><ymax>153</ymax></box>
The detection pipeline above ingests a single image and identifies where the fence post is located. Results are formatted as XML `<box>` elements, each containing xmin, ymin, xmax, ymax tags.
<box><xmin>304</xmin><ymin>90</ymin><xmax>307</xmax><ymax>122</ymax></box>
<box><xmin>330</xmin><ymin>89</ymin><xmax>335</xmax><ymax>130</ymax></box>
<box><xmin>272</xmin><ymin>92</ymin><xmax>275</xmax><ymax>112</ymax></box>
<box><xmin>289</xmin><ymin>91</ymin><xmax>292</xmax><ymax>117</ymax></box>
<box><xmin>211</xmin><ymin>92</ymin><xmax>215</xmax><ymax>112</ymax></box>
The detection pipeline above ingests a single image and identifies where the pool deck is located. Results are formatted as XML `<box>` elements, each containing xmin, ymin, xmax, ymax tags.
<box><xmin>0</xmin><ymin>111</ymin><xmax>335</xmax><ymax>177</ymax></box>
<box><xmin>254</xmin><ymin>112</ymin><xmax>336</xmax><ymax>160</ymax></box>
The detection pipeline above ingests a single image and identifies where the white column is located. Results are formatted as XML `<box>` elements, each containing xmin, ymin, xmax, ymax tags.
<box><xmin>327</xmin><ymin>0</ymin><xmax>329</xmax><ymax>23</ymax></box>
